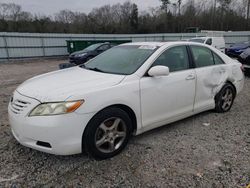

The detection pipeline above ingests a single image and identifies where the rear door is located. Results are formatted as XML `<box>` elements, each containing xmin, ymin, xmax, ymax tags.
<box><xmin>189</xmin><ymin>45</ymin><xmax>228</xmax><ymax>112</ymax></box>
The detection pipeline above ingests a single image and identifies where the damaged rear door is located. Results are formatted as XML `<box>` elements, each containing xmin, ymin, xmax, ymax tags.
<box><xmin>189</xmin><ymin>45</ymin><xmax>228</xmax><ymax>112</ymax></box>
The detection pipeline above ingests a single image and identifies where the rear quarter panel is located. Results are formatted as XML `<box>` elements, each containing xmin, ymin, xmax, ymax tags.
<box><xmin>217</xmin><ymin>49</ymin><xmax>244</xmax><ymax>93</ymax></box>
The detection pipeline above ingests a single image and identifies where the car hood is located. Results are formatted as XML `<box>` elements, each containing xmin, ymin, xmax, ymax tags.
<box><xmin>17</xmin><ymin>67</ymin><xmax>125</xmax><ymax>102</ymax></box>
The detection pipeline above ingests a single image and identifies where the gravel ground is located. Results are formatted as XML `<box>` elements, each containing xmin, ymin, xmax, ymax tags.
<box><xmin>0</xmin><ymin>60</ymin><xmax>249</xmax><ymax>187</ymax></box>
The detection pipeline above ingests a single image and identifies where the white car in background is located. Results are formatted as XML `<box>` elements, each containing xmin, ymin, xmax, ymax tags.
<box><xmin>188</xmin><ymin>37</ymin><xmax>226</xmax><ymax>53</ymax></box>
<box><xmin>8</xmin><ymin>42</ymin><xmax>244</xmax><ymax>159</ymax></box>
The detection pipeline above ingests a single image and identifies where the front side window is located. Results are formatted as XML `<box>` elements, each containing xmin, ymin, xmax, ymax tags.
<box><xmin>152</xmin><ymin>46</ymin><xmax>189</xmax><ymax>72</ymax></box>
<box><xmin>97</xmin><ymin>44</ymin><xmax>110</xmax><ymax>51</ymax></box>
<box><xmin>190</xmin><ymin>46</ymin><xmax>214</xmax><ymax>68</ymax></box>
<box><xmin>84</xmin><ymin>45</ymin><xmax>158</xmax><ymax>75</ymax></box>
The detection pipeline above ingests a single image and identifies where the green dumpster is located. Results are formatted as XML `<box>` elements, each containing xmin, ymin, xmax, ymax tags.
<box><xmin>66</xmin><ymin>40</ymin><xmax>132</xmax><ymax>54</ymax></box>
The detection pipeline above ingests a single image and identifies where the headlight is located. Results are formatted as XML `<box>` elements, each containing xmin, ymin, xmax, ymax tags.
<box><xmin>29</xmin><ymin>100</ymin><xmax>84</xmax><ymax>116</ymax></box>
<box><xmin>77</xmin><ymin>53</ymin><xmax>87</xmax><ymax>57</ymax></box>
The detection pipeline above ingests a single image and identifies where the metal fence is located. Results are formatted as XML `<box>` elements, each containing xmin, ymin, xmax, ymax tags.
<box><xmin>1</xmin><ymin>31</ymin><xmax>250</xmax><ymax>61</ymax></box>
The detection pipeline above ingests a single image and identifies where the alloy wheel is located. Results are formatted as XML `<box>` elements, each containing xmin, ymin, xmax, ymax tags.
<box><xmin>94</xmin><ymin>117</ymin><xmax>127</xmax><ymax>153</ymax></box>
<box><xmin>221</xmin><ymin>88</ymin><xmax>233</xmax><ymax>111</ymax></box>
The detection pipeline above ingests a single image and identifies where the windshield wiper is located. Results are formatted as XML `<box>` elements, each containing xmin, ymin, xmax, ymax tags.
<box><xmin>80</xmin><ymin>64</ymin><xmax>106</xmax><ymax>73</ymax></box>
<box><xmin>86</xmin><ymin>67</ymin><xmax>105</xmax><ymax>73</ymax></box>
<box><xmin>79</xmin><ymin>64</ymin><xmax>86</xmax><ymax>68</ymax></box>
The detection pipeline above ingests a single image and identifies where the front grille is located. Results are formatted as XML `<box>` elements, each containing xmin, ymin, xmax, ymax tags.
<box><xmin>10</xmin><ymin>99</ymin><xmax>31</xmax><ymax>115</ymax></box>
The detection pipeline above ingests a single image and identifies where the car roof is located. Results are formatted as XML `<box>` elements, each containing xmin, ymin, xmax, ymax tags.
<box><xmin>120</xmin><ymin>42</ymin><xmax>167</xmax><ymax>47</ymax></box>
<box><xmin>95</xmin><ymin>42</ymin><xmax>109</xmax><ymax>45</ymax></box>
<box><xmin>190</xmin><ymin>37</ymin><xmax>207</xmax><ymax>39</ymax></box>
<box><xmin>120</xmin><ymin>41</ymin><xmax>209</xmax><ymax>47</ymax></box>
<box><xmin>190</xmin><ymin>37</ymin><xmax>224</xmax><ymax>40</ymax></box>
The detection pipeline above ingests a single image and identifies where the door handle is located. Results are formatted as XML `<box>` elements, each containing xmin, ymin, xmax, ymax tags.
<box><xmin>186</xmin><ymin>74</ymin><xmax>195</xmax><ymax>80</ymax></box>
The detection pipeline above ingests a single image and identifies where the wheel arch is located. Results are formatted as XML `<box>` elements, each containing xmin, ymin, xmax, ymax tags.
<box><xmin>225</xmin><ymin>80</ymin><xmax>237</xmax><ymax>97</ymax></box>
<box><xmin>214</xmin><ymin>80</ymin><xmax>237</xmax><ymax>113</ymax></box>
<box><xmin>215</xmin><ymin>80</ymin><xmax>237</xmax><ymax>97</ymax></box>
<box><xmin>102</xmin><ymin>104</ymin><xmax>137</xmax><ymax>134</ymax></box>
<box><xmin>214</xmin><ymin>80</ymin><xmax>237</xmax><ymax>103</ymax></box>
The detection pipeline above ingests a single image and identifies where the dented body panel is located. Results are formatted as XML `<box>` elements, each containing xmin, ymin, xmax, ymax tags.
<box><xmin>193</xmin><ymin>62</ymin><xmax>243</xmax><ymax>113</ymax></box>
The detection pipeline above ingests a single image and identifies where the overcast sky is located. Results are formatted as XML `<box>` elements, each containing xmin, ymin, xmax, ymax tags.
<box><xmin>0</xmin><ymin>0</ymin><xmax>162</xmax><ymax>15</ymax></box>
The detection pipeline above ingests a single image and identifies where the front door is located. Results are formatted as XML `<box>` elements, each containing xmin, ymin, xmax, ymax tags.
<box><xmin>140</xmin><ymin>45</ymin><xmax>196</xmax><ymax>128</ymax></box>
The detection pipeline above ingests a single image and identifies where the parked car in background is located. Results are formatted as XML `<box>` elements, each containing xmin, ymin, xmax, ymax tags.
<box><xmin>238</xmin><ymin>48</ymin><xmax>250</xmax><ymax>75</ymax></box>
<box><xmin>9</xmin><ymin>42</ymin><xmax>244</xmax><ymax>159</ymax></box>
<box><xmin>69</xmin><ymin>42</ymin><xmax>115</xmax><ymax>65</ymax></box>
<box><xmin>188</xmin><ymin>37</ymin><xmax>226</xmax><ymax>53</ymax></box>
<box><xmin>225</xmin><ymin>41</ymin><xmax>250</xmax><ymax>57</ymax></box>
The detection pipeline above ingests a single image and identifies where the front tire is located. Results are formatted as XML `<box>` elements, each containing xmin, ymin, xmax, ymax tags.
<box><xmin>83</xmin><ymin>107</ymin><xmax>132</xmax><ymax>159</ymax></box>
<box><xmin>215</xmin><ymin>83</ymin><xmax>236</xmax><ymax>113</ymax></box>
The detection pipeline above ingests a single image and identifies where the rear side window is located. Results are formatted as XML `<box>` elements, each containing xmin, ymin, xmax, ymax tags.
<box><xmin>190</xmin><ymin>46</ymin><xmax>214</xmax><ymax>68</ymax></box>
<box><xmin>152</xmin><ymin>46</ymin><xmax>189</xmax><ymax>72</ymax></box>
<box><xmin>213</xmin><ymin>52</ymin><xmax>224</xmax><ymax>65</ymax></box>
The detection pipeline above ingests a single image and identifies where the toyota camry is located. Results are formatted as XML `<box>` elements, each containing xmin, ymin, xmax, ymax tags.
<box><xmin>8</xmin><ymin>42</ymin><xmax>244</xmax><ymax>159</ymax></box>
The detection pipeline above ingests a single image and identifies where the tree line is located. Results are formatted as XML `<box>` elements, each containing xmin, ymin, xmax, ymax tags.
<box><xmin>0</xmin><ymin>0</ymin><xmax>249</xmax><ymax>34</ymax></box>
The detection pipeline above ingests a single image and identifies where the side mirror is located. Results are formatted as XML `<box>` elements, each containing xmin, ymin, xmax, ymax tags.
<box><xmin>148</xmin><ymin>66</ymin><xmax>170</xmax><ymax>77</ymax></box>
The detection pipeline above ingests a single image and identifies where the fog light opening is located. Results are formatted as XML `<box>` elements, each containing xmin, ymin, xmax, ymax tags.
<box><xmin>36</xmin><ymin>141</ymin><xmax>52</xmax><ymax>148</ymax></box>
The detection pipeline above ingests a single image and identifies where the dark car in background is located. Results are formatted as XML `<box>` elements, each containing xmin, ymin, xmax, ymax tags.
<box><xmin>69</xmin><ymin>43</ymin><xmax>115</xmax><ymax>65</ymax></box>
<box><xmin>226</xmin><ymin>41</ymin><xmax>250</xmax><ymax>57</ymax></box>
<box><xmin>238</xmin><ymin>48</ymin><xmax>250</xmax><ymax>75</ymax></box>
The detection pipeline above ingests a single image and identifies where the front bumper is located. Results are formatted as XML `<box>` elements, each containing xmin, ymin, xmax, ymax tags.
<box><xmin>8</xmin><ymin>91</ymin><xmax>95</xmax><ymax>155</ymax></box>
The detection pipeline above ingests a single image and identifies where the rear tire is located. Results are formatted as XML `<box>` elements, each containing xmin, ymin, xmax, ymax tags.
<box><xmin>83</xmin><ymin>107</ymin><xmax>132</xmax><ymax>159</ymax></box>
<box><xmin>215</xmin><ymin>83</ymin><xmax>236</xmax><ymax>113</ymax></box>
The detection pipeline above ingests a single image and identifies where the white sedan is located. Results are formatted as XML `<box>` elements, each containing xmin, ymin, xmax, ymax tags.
<box><xmin>8</xmin><ymin>42</ymin><xmax>244</xmax><ymax>159</ymax></box>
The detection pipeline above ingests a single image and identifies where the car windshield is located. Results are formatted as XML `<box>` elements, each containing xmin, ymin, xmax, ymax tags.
<box><xmin>83</xmin><ymin>45</ymin><xmax>158</xmax><ymax>75</ymax></box>
<box><xmin>189</xmin><ymin>39</ymin><xmax>206</xmax><ymax>43</ymax></box>
<box><xmin>83</xmin><ymin>43</ymin><xmax>103</xmax><ymax>51</ymax></box>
